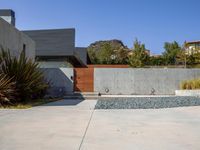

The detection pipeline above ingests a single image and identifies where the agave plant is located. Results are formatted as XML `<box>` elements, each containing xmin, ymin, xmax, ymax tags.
<box><xmin>0</xmin><ymin>73</ymin><xmax>15</xmax><ymax>106</ymax></box>
<box><xmin>0</xmin><ymin>49</ymin><xmax>49</xmax><ymax>102</ymax></box>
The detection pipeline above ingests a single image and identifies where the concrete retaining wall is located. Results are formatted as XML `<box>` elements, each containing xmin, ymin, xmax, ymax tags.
<box><xmin>41</xmin><ymin>68</ymin><xmax>74</xmax><ymax>97</ymax></box>
<box><xmin>41</xmin><ymin>68</ymin><xmax>200</xmax><ymax>96</ymax></box>
<box><xmin>94</xmin><ymin>68</ymin><xmax>200</xmax><ymax>95</ymax></box>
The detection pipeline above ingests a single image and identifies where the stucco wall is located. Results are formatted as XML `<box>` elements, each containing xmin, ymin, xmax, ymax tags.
<box><xmin>0</xmin><ymin>18</ymin><xmax>35</xmax><ymax>59</ymax></box>
<box><xmin>42</xmin><ymin>68</ymin><xmax>74</xmax><ymax>96</ymax></box>
<box><xmin>94</xmin><ymin>68</ymin><xmax>200</xmax><ymax>95</ymax></box>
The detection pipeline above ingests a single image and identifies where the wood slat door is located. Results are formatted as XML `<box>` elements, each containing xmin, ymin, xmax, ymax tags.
<box><xmin>74</xmin><ymin>68</ymin><xmax>94</xmax><ymax>92</ymax></box>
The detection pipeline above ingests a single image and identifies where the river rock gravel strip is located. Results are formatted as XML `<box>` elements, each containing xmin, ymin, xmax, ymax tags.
<box><xmin>95</xmin><ymin>96</ymin><xmax>200</xmax><ymax>109</ymax></box>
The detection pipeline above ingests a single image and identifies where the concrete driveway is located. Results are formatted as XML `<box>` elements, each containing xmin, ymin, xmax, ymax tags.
<box><xmin>0</xmin><ymin>99</ymin><xmax>200</xmax><ymax>150</ymax></box>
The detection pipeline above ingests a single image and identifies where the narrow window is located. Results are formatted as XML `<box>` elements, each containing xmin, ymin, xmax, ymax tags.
<box><xmin>23</xmin><ymin>44</ymin><xmax>26</xmax><ymax>55</ymax></box>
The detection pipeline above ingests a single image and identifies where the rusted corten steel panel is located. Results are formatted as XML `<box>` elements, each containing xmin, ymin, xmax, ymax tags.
<box><xmin>74</xmin><ymin>68</ymin><xmax>94</xmax><ymax>92</ymax></box>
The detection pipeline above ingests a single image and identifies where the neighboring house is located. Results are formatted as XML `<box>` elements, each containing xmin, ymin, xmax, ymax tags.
<box><xmin>0</xmin><ymin>10</ymin><xmax>35</xmax><ymax>59</ymax></box>
<box><xmin>185</xmin><ymin>41</ymin><xmax>200</xmax><ymax>55</ymax></box>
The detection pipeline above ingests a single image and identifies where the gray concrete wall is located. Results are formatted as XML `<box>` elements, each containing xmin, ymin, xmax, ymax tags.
<box><xmin>38</xmin><ymin>61</ymin><xmax>73</xmax><ymax>68</ymax></box>
<box><xmin>0</xmin><ymin>9</ymin><xmax>15</xmax><ymax>26</ymax></box>
<box><xmin>0</xmin><ymin>18</ymin><xmax>35</xmax><ymax>59</ymax></box>
<box><xmin>23</xmin><ymin>29</ymin><xmax>75</xmax><ymax>57</ymax></box>
<box><xmin>94</xmin><ymin>68</ymin><xmax>200</xmax><ymax>95</ymax></box>
<box><xmin>75</xmin><ymin>47</ymin><xmax>87</xmax><ymax>65</ymax></box>
<box><xmin>41</xmin><ymin>68</ymin><xmax>74</xmax><ymax>96</ymax></box>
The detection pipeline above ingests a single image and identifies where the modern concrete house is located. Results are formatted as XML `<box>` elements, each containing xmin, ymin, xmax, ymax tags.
<box><xmin>23</xmin><ymin>29</ymin><xmax>90</xmax><ymax>67</ymax></box>
<box><xmin>0</xmin><ymin>9</ymin><xmax>90</xmax><ymax>68</ymax></box>
<box><xmin>2</xmin><ymin>9</ymin><xmax>200</xmax><ymax>96</ymax></box>
<box><xmin>0</xmin><ymin>9</ymin><xmax>90</xmax><ymax>95</ymax></box>
<box><xmin>0</xmin><ymin>10</ymin><xmax>35</xmax><ymax>59</ymax></box>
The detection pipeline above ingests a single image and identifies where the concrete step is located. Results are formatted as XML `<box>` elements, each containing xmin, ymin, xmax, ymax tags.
<box><xmin>63</xmin><ymin>95</ymin><xmax>99</xmax><ymax>100</ymax></box>
<box><xmin>74</xmin><ymin>92</ymin><xmax>100</xmax><ymax>96</ymax></box>
<box><xmin>63</xmin><ymin>92</ymin><xmax>100</xmax><ymax>100</ymax></box>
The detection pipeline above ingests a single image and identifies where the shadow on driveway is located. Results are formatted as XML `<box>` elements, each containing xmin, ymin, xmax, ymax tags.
<box><xmin>42</xmin><ymin>99</ymin><xmax>84</xmax><ymax>106</ymax></box>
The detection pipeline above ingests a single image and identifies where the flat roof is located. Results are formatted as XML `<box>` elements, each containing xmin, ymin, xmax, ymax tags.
<box><xmin>0</xmin><ymin>9</ymin><xmax>15</xmax><ymax>17</ymax></box>
<box><xmin>22</xmin><ymin>28</ymin><xmax>75</xmax><ymax>32</ymax></box>
<box><xmin>185</xmin><ymin>41</ymin><xmax>200</xmax><ymax>45</ymax></box>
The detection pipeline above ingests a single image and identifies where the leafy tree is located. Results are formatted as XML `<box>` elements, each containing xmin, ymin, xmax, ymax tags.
<box><xmin>175</xmin><ymin>49</ymin><xmax>186</xmax><ymax>66</ymax></box>
<box><xmin>187</xmin><ymin>54</ymin><xmax>195</xmax><ymax>65</ymax></box>
<box><xmin>129</xmin><ymin>39</ymin><xmax>149</xmax><ymax>67</ymax></box>
<box><xmin>98</xmin><ymin>43</ymin><xmax>114</xmax><ymax>64</ymax></box>
<box><xmin>87</xmin><ymin>40</ymin><xmax>129</xmax><ymax>64</ymax></box>
<box><xmin>87</xmin><ymin>48</ymin><xmax>98</xmax><ymax>64</ymax></box>
<box><xmin>193</xmin><ymin>52</ymin><xmax>200</xmax><ymax>64</ymax></box>
<box><xmin>113</xmin><ymin>46</ymin><xmax>128</xmax><ymax>64</ymax></box>
<box><xmin>162</xmin><ymin>41</ymin><xmax>182</xmax><ymax>65</ymax></box>
<box><xmin>149</xmin><ymin>56</ymin><xmax>165</xmax><ymax>66</ymax></box>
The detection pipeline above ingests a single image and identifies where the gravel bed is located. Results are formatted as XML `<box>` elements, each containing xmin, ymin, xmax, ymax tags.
<box><xmin>95</xmin><ymin>96</ymin><xmax>200</xmax><ymax>109</ymax></box>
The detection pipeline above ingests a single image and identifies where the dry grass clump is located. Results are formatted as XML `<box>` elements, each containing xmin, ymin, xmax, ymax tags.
<box><xmin>180</xmin><ymin>78</ymin><xmax>200</xmax><ymax>90</ymax></box>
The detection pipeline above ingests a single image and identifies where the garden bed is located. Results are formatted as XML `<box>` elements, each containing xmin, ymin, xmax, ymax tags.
<box><xmin>95</xmin><ymin>96</ymin><xmax>200</xmax><ymax>109</ymax></box>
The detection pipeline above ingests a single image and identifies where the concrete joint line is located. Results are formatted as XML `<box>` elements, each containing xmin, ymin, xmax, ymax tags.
<box><xmin>78</xmin><ymin>109</ymin><xmax>95</xmax><ymax>150</ymax></box>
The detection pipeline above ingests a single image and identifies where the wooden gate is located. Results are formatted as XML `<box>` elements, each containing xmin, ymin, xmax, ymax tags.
<box><xmin>74</xmin><ymin>68</ymin><xmax>94</xmax><ymax>92</ymax></box>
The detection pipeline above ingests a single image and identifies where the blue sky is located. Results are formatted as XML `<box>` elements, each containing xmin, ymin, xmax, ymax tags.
<box><xmin>1</xmin><ymin>0</ymin><xmax>200</xmax><ymax>54</ymax></box>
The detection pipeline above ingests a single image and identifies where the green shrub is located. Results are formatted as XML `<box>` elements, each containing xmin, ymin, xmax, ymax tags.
<box><xmin>0</xmin><ymin>49</ymin><xmax>49</xmax><ymax>102</ymax></box>
<box><xmin>180</xmin><ymin>78</ymin><xmax>200</xmax><ymax>90</ymax></box>
<box><xmin>0</xmin><ymin>73</ymin><xmax>16</xmax><ymax>106</ymax></box>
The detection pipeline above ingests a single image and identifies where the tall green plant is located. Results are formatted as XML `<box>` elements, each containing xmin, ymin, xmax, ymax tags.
<box><xmin>162</xmin><ymin>41</ymin><xmax>182</xmax><ymax>65</ymax></box>
<box><xmin>98</xmin><ymin>43</ymin><xmax>114</xmax><ymax>64</ymax></box>
<box><xmin>0</xmin><ymin>49</ymin><xmax>48</xmax><ymax>101</ymax></box>
<box><xmin>129</xmin><ymin>39</ymin><xmax>149</xmax><ymax>67</ymax></box>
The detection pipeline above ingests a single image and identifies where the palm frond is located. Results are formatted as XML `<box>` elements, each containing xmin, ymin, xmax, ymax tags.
<box><xmin>0</xmin><ymin>49</ymin><xmax>49</xmax><ymax>102</ymax></box>
<box><xmin>0</xmin><ymin>73</ymin><xmax>15</xmax><ymax>106</ymax></box>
